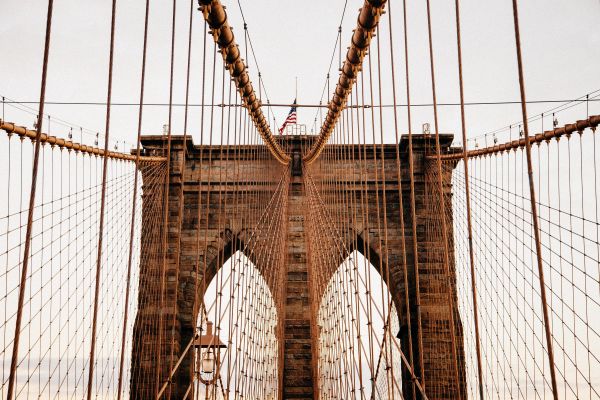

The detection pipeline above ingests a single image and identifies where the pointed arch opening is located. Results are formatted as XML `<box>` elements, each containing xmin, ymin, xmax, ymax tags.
<box><xmin>317</xmin><ymin>249</ymin><xmax>403</xmax><ymax>399</ymax></box>
<box><xmin>194</xmin><ymin>250</ymin><xmax>279</xmax><ymax>399</ymax></box>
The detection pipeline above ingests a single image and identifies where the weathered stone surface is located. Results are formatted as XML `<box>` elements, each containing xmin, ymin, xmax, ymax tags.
<box><xmin>282</xmin><ymin>174</ymin><xmax>315</xmax><ymax>398</ymax></box>
<box><xmin>130</xmin><ymin>134</ymin><xmax>466</xmax><ymax>400</ymax></box>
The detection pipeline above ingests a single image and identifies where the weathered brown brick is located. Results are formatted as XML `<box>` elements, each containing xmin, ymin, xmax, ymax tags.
<box><xmin>131</xmin><ymin>134</ymin><xmax>466</xmax><ymax>399</ymax></box>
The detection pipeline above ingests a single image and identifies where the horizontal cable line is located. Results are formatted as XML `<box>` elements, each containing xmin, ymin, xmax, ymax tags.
<box><xmin>431</xmin><ymin>114</ymin><xmax>600</xmax><ymax>160</ymax></box>
<box><xmin>0</xmin><ymin>119</ymin><xmax>166</xmax><ymax>162</ymax></box>
<box><xmin>4</xmin><ymin>98</ymin><xmax>600</xmax><ymax>108</ymax></box>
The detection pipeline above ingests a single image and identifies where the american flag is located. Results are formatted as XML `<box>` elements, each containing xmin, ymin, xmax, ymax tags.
<box><xmin>278</xmin><ymin>99</ymin><xmax>297</xmax><ymax>135</ymax></box>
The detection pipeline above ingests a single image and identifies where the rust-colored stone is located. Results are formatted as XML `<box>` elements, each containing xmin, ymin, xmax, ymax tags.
<box><xmin>130</xmin><ymin>134</ymin><xmax>466</xmax><ymax>400</ymax></box>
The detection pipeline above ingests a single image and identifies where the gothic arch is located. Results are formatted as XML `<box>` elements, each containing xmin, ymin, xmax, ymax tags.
<box><xmin>175</xmin><ymin>227</ymin><xmax>282</xmax><ymax>398</ymax></box>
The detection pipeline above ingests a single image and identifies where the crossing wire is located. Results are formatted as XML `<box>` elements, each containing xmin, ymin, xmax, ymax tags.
<box><xmin>0</xmin><ymin>0</ymin><xmax>599</xmax><ymax>399</ymax></box>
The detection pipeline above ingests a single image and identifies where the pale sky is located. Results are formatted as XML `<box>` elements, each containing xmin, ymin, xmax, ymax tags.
<box><xmin>1</xmin><ymin>2</ymin><xmax>600</xmax><ymax>398</ymax></box>
<box><xmin>1</xmin><ymin>0</ymin><xmax>599</xmax><ymax>149</ymax></box>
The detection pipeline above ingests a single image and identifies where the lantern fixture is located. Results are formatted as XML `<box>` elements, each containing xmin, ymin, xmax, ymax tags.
<box><xmin>194</xmin><ymin>321</ymin><xmax>226</xmax><ymax>386</ymax></box>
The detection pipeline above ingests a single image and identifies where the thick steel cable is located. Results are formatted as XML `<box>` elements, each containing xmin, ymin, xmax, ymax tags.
<box><xmin>86</xmin><ymin>1</ymin><xmax>118</xmax><ymax>396</ymax></box>
<box><xmin>157</xmin><ymin>0</ymin><xmax>194</xmax><ymax>399</ymax></box>
<box><xmin>510</xmin><ymin>0</ymin><xmax>559</xmax><ymax>397</ymax></box>
<box><xmin>226</xmin><ymin>89</ymin><xmax>242</xmax><ymax>398</ymax></box>
<box><xmin>303</xmin><ymin>170</ymin><xmax>427</xmax><ymax>397</ymax></box>
<box><xmin>358</xmin><ymin>66</ymin><xmax>378</xmax><ymax>385</ymax></box>
<box><xmin>373</xmin><ymin>25</ymin><xmax>418</xmax><ymax>397</ymax></box>
<box><xmin>447</xmin><ymin>152</ymin><xmax>595</xmax><ymax>397</ymax></box>
<box><xmin>188</xmin><ymin>32</ymin><xmax>286</xmax><ymax>396</ymax></box>
<box><xmin>5</xmin><ymin>2</ymin><xmax>54</xmax><ymax>394</ymax></box>
<box><xmin>0</xmin><ymin>121</ymin><xmax>165</xmax><ymax>162</ymax></box>
<box><xmin>197</xmin><ymin>0</ymin><xmax>289</xmax><ymax>165</ymax></box>
<box><xmin>426</xmin><ymin>0</ymin><xmax>484</xmax><ymax>398</ymax></box>
<box><xmin>447</xmin><ymin>0</ymin><xmax>491</xmax><ymax>397</ymax></box>
<box><xmin>155</xmin><ymin>0</ymin><xmax>177</xmax><ymax>396</ymax></box>
<box><xmin>309</xmin><ymin>0</ymin><xmax>349</xmax><ymax>134</ymax></box>
<box><xmin>189</xmin><ymin>19</ymin><xmax>209</xmax><ymax>400</ymax></box>
<box><xmin>368</xmin><ymin>34</ymin><xmax>407</xmax><ymax>397</ymax></box>
<box><xmin>234</xmin><ymin>0</ymin><xmax>279</xmax><ymax>132</ymax></box>
<box><xmin>116</xmin><ymin>0</ymin><xmax>151</xmax><ymax>397</ymax></box>
<box><xmin>5</xmin><ymin>96</ymin><xmax>600</xmax><ymax>109</ymax></box>
<box><xmin>162</xmin><ymin>0</ymin><xmax>196</xmax><ymax>397</ymax></box>
<box><xmin>197</xmin><ymin>39</ymin><xmax>218</xmax><ymax>399</ymax></box>
<box><xmin>432</xmin><ymin>114</ymin><xmax>600</xmax><ymax>161</ymax></box>
<box><xmin>441</xmin><ymin>116</ymin><xmax>600</xmax><ymax>396</ymax></box>
<box><xmin>303</xmin><ymin>0</ymin><xmax>387</xmax><ymax>164</ymax></box>
<box><xmin>210</xmin><ymin>60</ymin><xmax>228</xmax><ymax>400</ymax></box>
<box><xmin>352</xmin><ymin>90</ymin><xmax>376</xmax><ymax>396</ymax></box>
<box><xmin>211</xmin><ymin>132</ymin><xmax>281</xmax><ymax>396</ymax></box>
<box><xmin>4</xmin><ymin>2</ymin><xmax>598</xmax><ymax>398</ymax></box>
<box><xmin>348</xmin><ymin>90</ymin><xmax>365</xmax><ymax>396</ymax></box>
<box><xmin>0</xmin><ymin>152</ymin><xmax>154</xmax><ymax>398</ymax></box>
<box><xmin>304</xmin><ymin>5</ymin><xmax>419</xmax><ymax>397</ymax></box>
<box><xmin>392</xmin><ymin>1</ymin><xmax>422</xmax><ymax>396</ymax></box>
<box><xmin>131</xmin><ymin>163</ymin><xmax>169</xmax><ymax>397</ymax></box>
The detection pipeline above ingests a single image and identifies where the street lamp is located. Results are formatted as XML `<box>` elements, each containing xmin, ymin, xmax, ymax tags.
<box><xmin>194</xmin><ymin>321</ymin><xmax>226</xmax><ymax>386</ymax></box>
<box><xmin>422</xmin><ymin>122</ymin><xmax>431</xmax><ymax>136</ymax></box>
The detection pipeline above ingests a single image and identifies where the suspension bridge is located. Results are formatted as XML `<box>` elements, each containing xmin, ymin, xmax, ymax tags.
<box><xmin>1</xmin><ymin>0</ymin><xmax>599</xmax><ymax>399</ymax></box>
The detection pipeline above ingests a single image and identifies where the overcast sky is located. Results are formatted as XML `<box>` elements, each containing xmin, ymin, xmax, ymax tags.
<box><xmin>1</xmin><ymin>0</ymin><xmax>599</xmax><ymax>148</ymax></box>
<box><xmin>1</xmin><ymin>2</ymin><xmax>599</xmax><ymax>398</ymax></box>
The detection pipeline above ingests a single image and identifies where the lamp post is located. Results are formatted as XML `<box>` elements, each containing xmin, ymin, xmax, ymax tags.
<box><xmin>194</xmin><ymin>321</ymin><xmax>226</xmax><ymax>387</ymax></box>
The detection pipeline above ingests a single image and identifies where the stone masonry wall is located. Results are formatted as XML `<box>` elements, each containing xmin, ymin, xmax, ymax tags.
<box><xmin>130</xmin><ymin>134</ymin><xmax>466</xmax><ymax>399</ymax></box>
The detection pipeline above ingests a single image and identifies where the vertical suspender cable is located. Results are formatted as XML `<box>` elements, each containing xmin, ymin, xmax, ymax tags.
<box><xmin>452</xmin><ymin>1</ymin><xmax>485</xmax><ymax>397</ymax></box>
<box><xmin>164</xmin><ymin>0</ymin><xmax>195</xmax><ymax>396</ymax></box>
<box><xmin>190</xmin><ymin>20</ymin><xmax>208</xmax><ymax>399</ymax></box>
<box><xmin>87</xmin><ymin>0</ymin><xmax>118</xmax><ymax>398</ymax></box>
<box><xmin>450</xmin><ymin>0</ymin><xmax>492</xmax><ymax>396</ymax></box>
<box><xmin>117</xmin><ymin>0</ymin><xmax>151</xmax><ymax>397</ymax></box>
<box><xmin>509</xmin><ymin>1</ymin><xmax>559</xmax><ymax>398</ymax></box>
<box><xmin>429</xmin><ymin>0</ymin><xmax>484</xmax><ymax>398</ymax></box>
<box><xmin>6</xmin><ymin>1</ymin><xmax>54</xmax><ymax>398</ymax></box>
<box><xmin>156</xmin><ymin>0</ymin><xmax>177</xmax><ymax>397</ymax></box>
<box><xmin>393</xmin><ymin>1</ymin><xmax>418</xmax><ymax>396</ymax></box>
<box><xmin>427</xmin><ymin>0</ymin><xmax>483</xmax><ymax>400</ymax></box>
